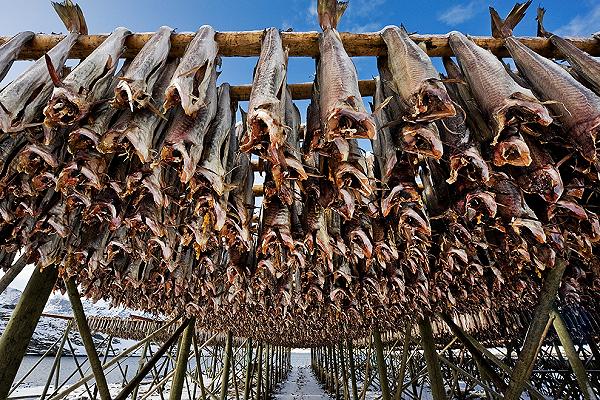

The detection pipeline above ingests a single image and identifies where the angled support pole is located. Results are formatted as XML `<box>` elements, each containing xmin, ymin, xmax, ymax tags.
<box><xmin>255</xmin><ymin>341</ymin><xmax>264</xmax><ymax>400</ymax></box>
<box><xmin>0</xmin><ymin>252</ymin><xmax>29</xmax><ymax>294</ymax></box>
<box><xmin>0</xmin><ymin>265</ymin><xmax>58</xmax><ymax>399</ymax></box>
<box><xmin>169</xmin><ymin>317</ymin><xmax>196</xmax><ymax>400</ymax></box>
<box><xmin>347</xmin><ymin>339</ymin><xmax>359</xmax><ymax>400</ymax></box>
<box><xmin>393</xmin><ymin>323</ymin><xmax>411</xmax><ymax>400</ymax></box>
<box><xmin>504</xmin><ymin>257</ymin><xmax>568</xmax><ymax>400</ymax></box>
<box><xmin>243</xmin><ymin>338</ymin><xmax>254</xmax><ymax>400</ymax></box>
<box><xmin>551</xmin><ymin>307</ymin><xmax>598</xmax><ymax>400</ymax></box>
<box><xmin>418</xmin><ymin>317</ymin><xmax>447</xmax><ymax>400</ymax></box>
<box><xmin>65</xmin><ymin>276</ymin><xmax>112</xmax><ymax>400</ymax></box>
<box><xmin>372</xmin><ymin>326</ymin><xmax>391</xmax><ymax>400</ymax></box>
<box><xmin>220</xmin><ymin>332</ymin><xmax>234</xmax><ymax>400</ymax></box>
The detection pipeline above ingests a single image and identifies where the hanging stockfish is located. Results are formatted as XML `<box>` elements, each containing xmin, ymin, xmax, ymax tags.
<box><xmin>113</xmin><ymin>26</ymin><xmax>173</xmax><ymax>110</ymax></box>
<box><xmin>44</xmin><ymin>27</ymin><xmax>130</xmax><ymax>127</ymax></box>
<box><xmin>164</xmin><ymin>25</ymin><xmax>219</xmax><ymax>116</ymax></box>
<box><xmin>0</xmin><ymin>1</ymin><xmax>87</xmax><ymax>133</ymax></box>
<box><xmin>0</xmin><ymin>31</ymin><xmax>34</xmax><ymax>83</ymax></box>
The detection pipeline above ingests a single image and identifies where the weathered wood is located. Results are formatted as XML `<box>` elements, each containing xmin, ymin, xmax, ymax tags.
<box><xmin>393</xmin><ymin>325</ymin><xmax>411</xmax><ymax>400</ymax></box>
<box><xmin>114</xmin><ymin>318</ymin><xmax>191</xmax><ymax>400</ymax></box>
<box><xmin>65</xmin><ymin>277</ymin><xmax>112</xmax><ymax>400</ymax></box>
<box><xmin>3</xmin><ymin>32</ymin><xmax>600</xmax><ymax>60</ymax></box>
<box><xmin>551</xmin><ymin>307</ymin><xmax>598</xmax><ymax>400</ymax></box>
<box><xmin>0</xmin><ymin>252</ymin><xmax>29</xmax><ymax>294</ymax></box>
<box><xmin>504</xmin><ymin>257</ymin><xmax>568</xmax><ymax>400</ymax></box>
<box><xmin>40</xmin><ymin>320</ymin><xmax>72</xmax><ymax>399</ymax></box>
<box><xmin>347</xmin><ymin>339</ymin><xmax>359</xmax><ymax>400</ymax></box>
<box><xmin>220</xmin><ymin>331</ymin><xmax>234</xmax><ymax>400</ymax></box>
<box><xmin>243</xmin><ymin>338</ymin><xmax>253</xmax><ymax>400</ymax></box>
<box><xmin>418</xmin><ymin>318</ymin><xmax>447</xmax><ymax>400</ymax></box>
<box><xmin>230</xmin><ymin>79</ymin><xmax>375</xmax><ymax>101</ymax></box>
<box><xmin>0</xmin><ymin>265</ymin><xmax>58</xmax><ymax>399</ymax></box>
<box><xmin>255</xmin><ymin>342</ymin><xmax>264</xmax><ymax>400</ymax></box>
<box><xmin>372</xmin><ymin>327</ymin><xmax>391</xmax><ymax>400</ymax></box>
<box><xmin>170</xmin><ymin>318</ymin><xmax>195</xmax><ymax>400</ymax></box>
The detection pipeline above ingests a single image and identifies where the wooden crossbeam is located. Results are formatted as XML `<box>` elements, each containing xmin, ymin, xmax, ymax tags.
<box><xmin>1</xmin><ymin>31</ymin><xmax>599</xmax><ymax>60</ymax></box>
<box><xmin>230</xmin><ymin>79</ymin><xmax>375</xmax><ymax>101</ymax></box>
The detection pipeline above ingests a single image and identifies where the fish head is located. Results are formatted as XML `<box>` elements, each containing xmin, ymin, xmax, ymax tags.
<box><xmin>492</xmin><ymin>95</ymin><xmax>552</xmax><ymax>142</ymax></box>
<box><xmin>569</xmin><ymin>115</ymin><xmax>600</xmax><ymax>162</ymax></box>
<box><xmin>43</xmin><ymin>86</ymin><xmax>91</xmax><ymax>127</ymax></box>
<box><xmin>326</xmin><ymin>104</ymin><xmax>376</xmax><ymax>141</ymax></box>
<box><xmin>401</xmin><ymin>124</ymin><xmax>443</xmax><ymax>159</ymax></box>
<box><xmin>464</xmin><ymin>191</ymin><xmax>497</xmax><ymax>221</ymax></box>
<box><xmin>447</xmin><ymin>147</ymin><xmax>490</xmax><ymax>184</ymax></box>
<box><xmin>413</xmin><ymin>80</ymin><xmax>456</xmax><ymax>121</ymax></box>
<box><xmin>493</xmin><ymin>135</ymin><xmax>532</xmax><ymax>167</ymax></box>
<box><xmin>519</xmin><ymin>165</ymin><xmax>564</xmax><ymax>203</ymax></box>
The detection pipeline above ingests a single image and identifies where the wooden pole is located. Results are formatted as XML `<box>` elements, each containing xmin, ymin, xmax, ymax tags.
<box><xmin>346</xmin><ymin>339</ymin><xmax>359</xmax><ymax>400</ymax></box>
<box><xmin>504</xmin><ymin>257</ymin><xmax>568</xmax><ymax>400</ymax></box>
<box><xmin>0</xmin><ymin>265</ymin><xmax>58</xmax><ymax>399</ymax></box>
<box><xmin>332</xmin><ymin>345</ymin><xmax>341</xmax><ymax>400</ymax></box>
<box><xmin>4</xmin><ymin>32</ymin><xmax>599</xmax><ymax>60</ymax></box>
<box><xmin>393</xmin><ymin>325</ymin><xmax>412</xmax><ymax>400</ymax></box>
<box><xmin>220</xmin><ymin>331</ymin><xmax>234</xmax><ymax>400</ymax></box>
<box><xmin>338</xmin><ymin>342</ymin><xmax>350</xmax><ymax>400</ymax></box>
<box><xmin>169</xmin><ymin>317</ymin><xmax>196</xmax><ymax>400</ymax></box>
<box><xmin>255</xmin><ymin>342</ymin><xmax>264</xmax><ymax>400</ymax></box>
<box><xmin>372</xmin><ymin>327</ymin><xmax>391</xmax><ymax>400</ymax></box>
<box><xmin>551</xmin><ymin>307</ymin><xmax>598</xmax><ymax>400</ymax></box>
<box><xmin>114</xmin><ymin>318</ymin><xmax>191</xmax><ymax>400</ymax></box>
<box><xmin>65</xmin><ymin>277</ymin><xmax>112</xmax><ymax>400</ymax></box>
<box><xmin>193</xmin><ymin>332</ymin><xmax>209</xmax><ymax>400</ymax></box>
<box><xmin>0</xmin><ymin>252</ymin><xmax>29</xmax><ymax>294</ymax></box>
<box><xmin>243</xmin><ymin>338</ymin><xmax>254</xmax><ymax>400</ymax></box>
<box><xmin>264</xmin><ymin>344</ymin><xmax>271</xmax><ymax>400</ymax></box>
<box><xmin>418</xmin><ymin>318</ymin><xmax>447</xmax><ymax>400</ymax></box>
<box><xmin>439</xmin><ymin>313</ymin><xmax>507</xmax><ymax>392</ymax></box>
<box><xmin>40</xmin><ymin>320</ymin><xmax>72</xmax><ymax>399</ymax></box>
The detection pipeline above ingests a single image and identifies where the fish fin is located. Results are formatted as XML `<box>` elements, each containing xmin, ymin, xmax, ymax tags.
<box><xmin>490</xmin><ymin>1</ymin><xmax>531</xmax><ymax>39</ymax></box>
<box><xmin>536</xmin><ymin>7</ymin><xmax>549</xmax><ymax>37</ymax></box>
<box><xmin>318</xmin><ymin>0</ymin><xmax>348</xmax><ymax>31</ymax></box>
<box><xmin>44</xmin><ymin>54</ymin><xmax>64</xmax><ymax>88</ymax></box>
<box><xmin>51</xmin><ymin>0</ymin><xmax>88</xmax><ymax>35</ymax></box>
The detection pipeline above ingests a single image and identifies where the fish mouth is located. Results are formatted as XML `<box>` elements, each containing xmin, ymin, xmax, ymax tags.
<box><xmin>326</xmin><ymin>107</ymin><xmax>376</xmax><ymax>140</ymax></box>
<box><xmin>570</xmin><ymin>115</ymin><xmax>600</xmax><ymax>162</ymax></box>
<box><xmin>493</xmin><ymin>135</ymin><xmax>532</xmax><ymax>166</ymax></box>
<box><xmin>520</xmin><ymin>165</ymin><xmax>564</xmax><ymax>203</ymax></box>
<box><xmin>464</xmin><ymin>191</ymin><xmax>497</xmax><ymax>221</ymax></box>
<box><xmin>493</xmin><ymin>96</ymin><xmax>552</xmax><ymax>144</ymax></box>
<box><xmin>401</xmin><ymin>124</ymin><xmax>443</xmax><ymax>159</ymax></box>
<box><xmin>447</xmin><ymin>147</ymin><xmax>490</xmax><ymax>184</ymax></box>
<box><xmin>412</xmin><ymin>83</ymin><xmax>456</xmax><ymax>122</ymax></box>
<box><xmin>68</xmin><ymin>127</ymin><xmax>99</xmax><ymax>154</ymax></box>
<box><xmin>244</xmin><ymin>109</ymin><xmax>286</xmax><ymax>158</ymax></box>
<box><xmin>43</xmin><ymin>92</ymin><xmax>88</xmax><ymax>127</ymax></box>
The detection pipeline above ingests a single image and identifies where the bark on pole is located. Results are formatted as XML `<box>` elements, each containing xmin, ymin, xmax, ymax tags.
<box><xmin>504</xmin><ymin>257</ymin><xmax>568</xmax><ymax>400</ymax></box>
<box><xmin>243</xmin><ymin>338</ymin><xmax>254</xmax><ymax>400</ymax></box>
<box><xmin>0</xmin><ymin>252</ymin><xmax>29</xmax><ymax>294</ymax></box>
<box><xmin>346</xmin><ymin>339</ymin><xmax>359</xmax><ymax>400</ymax></box>
<box><xmin>372</xmin><ymin>327</ymin><xmax>391</xmax><ymax>400</ymax></box>
<box><xmin>551</xmin><ymin>307</ymin><xmax>598</xmax><ymax>400</ymax></box>
<box><xmin>393</xmin><ymin>325</ymin><xmax>412</xmax><ymax>400</ymax></box>
<box><xmin>169</xmin><ymin>317</ymin><xmax>195</xmax><ymax>400</ymax></box>
<box><xmin>418</xmin><ymin>318</ymin><xmax>447</xmax><ymax>400</ymax></box>
<box><xmin>255</xmin><ymin>342</ymin><xmax>264</xmax><ymax>400</ymax></box>
<box><xmin>0</xmin><ymin>265</ymin><xmax>58</xmax><ymax>399</ymax></box>
<box><xmin>220</xmin><ymin>331</ymin><xmax>234</xmax><ymax>400</ymax></box>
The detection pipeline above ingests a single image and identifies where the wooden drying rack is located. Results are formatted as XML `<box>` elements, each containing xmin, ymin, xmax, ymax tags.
<box><xmin>0</xmin><ymin>31</ymin><xmax>598</xmax><ymax>100</ymax></box>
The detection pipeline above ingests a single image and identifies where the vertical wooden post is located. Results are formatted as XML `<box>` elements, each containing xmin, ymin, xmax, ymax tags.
<box><xmin>243</xmin><ymin>338</ymin><xmax>254</xmax><ymax>400</ymax></box>
<box><xmin>255</xmin><ymin>342</ymin><xmax>264</xmax><ymax>400</ymax></box>
<box><xmin>372</xmin><ymin>327</ymin><xmax>391</xmax><ymax>400</ymax></box>
<box><xmin>551</xmin><ymin>307</ymin><xmax>598</xmax><ymax>400</ymax></box>
<box><xmin>264</xmin><ymin>344</ymin><xmax>271</xmax><ymax>399</ymax></box>
<box><xmin>347</xmin><ymin>339</ymin><xmax>359</xmax><ymax>400</ymax></box>
<box><xmin>504</xmin><ymin>258</ymin><xmax>568</xmax><ymax>400</ymax></box>
<box><xmin>338</xmin><ymin>341</ymin><xmax>350</xmax><ymax>400</ymax></box>
<box><xmin>333</xmin><ymin>344</ymin><xmax>341</xmax><ymax>400</ymax></box>
<box><xmin>169</xmin><ymin>317</ymin><xmax>195</xmax><ymax>400</ymax></box>
<box><xmin>393</xmin><ymin>325</ymin><xmax>411</xmax><ymax>400</ymax></box>
<box><xmin>0</xmin><ymin>265</ymin><xmax>58</xmax><ymax>399</ymax></box>
<box><xmin>220</xmin><ymin>331</ymin><xmax>234</xmax><ymax>400</ymax></box>
<box><xmin>40</xmin><ymin>320</ymin><xmax>72</xmax><ymax>399</ymax></box>
<box><xmin>132</xmin><ymin>332</ymin><xmax>151</xmax><ymax>400</ymax></box>
<box><xmin>65</xmin><ymin>277</ymin><xmax>112</xmax><ymax>400</ymax></box>
<box><xmin>418</xmin><ymin>317</ymin><xmax>447</xmax><ymax>400</ymax></box>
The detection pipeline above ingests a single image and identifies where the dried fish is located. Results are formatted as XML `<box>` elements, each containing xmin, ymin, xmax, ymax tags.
<box><xmin>164</xmin><ymin>25</ymin><xmax>219</xmax><ymax>116</ymax></box>
<box><xmin>0</xmin><ymin>31</ymin><xmax>34</xmax><ymax>83</ymax></box>
<box><xmin>113</xmin><ymin>26</ymin><xmax>173</xmax><ymax>110</ymax></box>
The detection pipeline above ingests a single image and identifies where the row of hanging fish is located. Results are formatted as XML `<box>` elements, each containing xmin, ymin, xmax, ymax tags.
<box><xmin>0</xmin><ymin>0</ymin><xmax>598</xmax><ymax>346</ymax></box>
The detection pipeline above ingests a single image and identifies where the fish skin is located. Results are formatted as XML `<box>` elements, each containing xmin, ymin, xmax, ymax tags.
<box><xmin>504</xmin><ymin>36</ymin><xmax>600</xmax><ymax>162</ymax></box>
<box><xmin>0</xmin><ymin>32</ymin><xmax>34</xmax><ymax>83</ymax></box>
<box><xmin>197</xmin><ymin>83</ymin><xmax>234</xmax><ymax>196</ymax></box>
<box><xmin>371</xmin><ymin>77</ymin><xmax>397</xmax><ymax>185</ymax></box>
<box><xmin>514</xmin><ymin>136</ymin><xmax>563</xmax><ymax>203</ymax></box>
<box><xmin>160</xmin><ymin>62</ymin><xmax>217</xmax><ymax>183</ymax></box>
<box><xmin>243</xmin><ymin>28</ymin><xmax>288</xmax><ymax>163</ymax></box>
<box><xmin>114</xmin><ymin>26</ymin><xmax>173</xmax><ymax>110</ymax></box>
<box><xmin>380</xmin><ymin>25</ymin><xmax>455</xmax><ymax>122</ymax></box>
<box><xmin>448</xmin><ymin>31</ymin><xmax>552</xmax><ymax>144</ymax></box>
<box><xmin>318</xmin><ymin>27</ymin><xmax>375</xmax><ymax>141</ymax></box>
<box><xmin>44</xmin><ymin>27</ymin><xmax>131</xmax><ymax>127</ymax></box>
<box><xmin>164</xmin><ymin>25</ymin><xmax>219</xmax><ymax>116</ymax></box>
<box><xmin>537</xmin><ymin>7</ymin><xmax>600</xmax><ymax>95</ymax></box>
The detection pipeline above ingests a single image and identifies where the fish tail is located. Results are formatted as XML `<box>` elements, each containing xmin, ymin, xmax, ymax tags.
<box><xmin>490</xmin><ymin>1</ymin><xmax>531</xmax><ymax>39</ymax></box>
<box><xmin>317</xmin><ymin>0</ymin><xmax>348</xmax><ymax>31</ymax></box>
<box><xmin>52</xmin><ymin>0</ymin><xmax>88</xmax><ymax>35</ymax></box>
<box><xmin>536</xmin><ymin>7</ymin><xmax>549</xmax><ymax>38</ymax></box>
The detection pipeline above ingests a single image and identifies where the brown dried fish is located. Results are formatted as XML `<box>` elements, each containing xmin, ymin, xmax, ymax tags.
<box><xmin>44</xmin><ymin>27</ymin><xmax>130</xmax><ymax>127</ymax></box>
<box><xmin>0</xmin><ymin>1</ymin><xmax>87</xmax><ymax>132</ymax></box>
<box><xmin>380</xmin><ymin>25</ymin><xmax>455</xmax><ymax>122</ymax></box>
<box><xmin>318</xmin><ymin>0</ymin><xmax>375</xmax><ymax>142</ymax></box>
<box><xmin>113</xmin><ymin>26</ymin><xmax>173</xmax><ymax>110</ymax></box>
<box><xmin>164</xmin><ymin>25</ymin><xmax>219</xmax><ymax>116</ymax></box>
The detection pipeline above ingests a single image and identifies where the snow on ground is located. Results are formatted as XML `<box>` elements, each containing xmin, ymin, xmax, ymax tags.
<box><xmin>273</xmin><ymin>365</ymin><xmax>331</xmax><ymax>400</ymax></box>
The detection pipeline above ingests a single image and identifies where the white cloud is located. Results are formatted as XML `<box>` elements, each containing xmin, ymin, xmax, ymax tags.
<box><xmin>347</xmin><ymin>22</ymin><xmax>382</xmax><ymax>33</ymax></box>
<box><xmin>438</xmin><ymin>1</ymin><xmax>480</xmax><ymax>25</ymax></box>
<box><xmin>555</xmin><ymin>5</ymin><xmax>600</xmax><ymax>36</ymax></box>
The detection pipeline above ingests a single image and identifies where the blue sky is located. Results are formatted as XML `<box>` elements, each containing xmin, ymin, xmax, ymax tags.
<box><xmin>1</xmin><ymin>0</ymin><xmax>600</xmax><ymax>291</ymax></box>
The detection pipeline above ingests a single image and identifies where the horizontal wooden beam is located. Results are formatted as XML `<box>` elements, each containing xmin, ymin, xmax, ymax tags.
<box><xmin>230</xmin><ymin>79</ymin><xmax>375</xmax><ymax>101</ymax></box>
<box><xmin>2</xmin><ymin>31</ymin><xmax>599</xmax><ymax>60</ymax></box>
